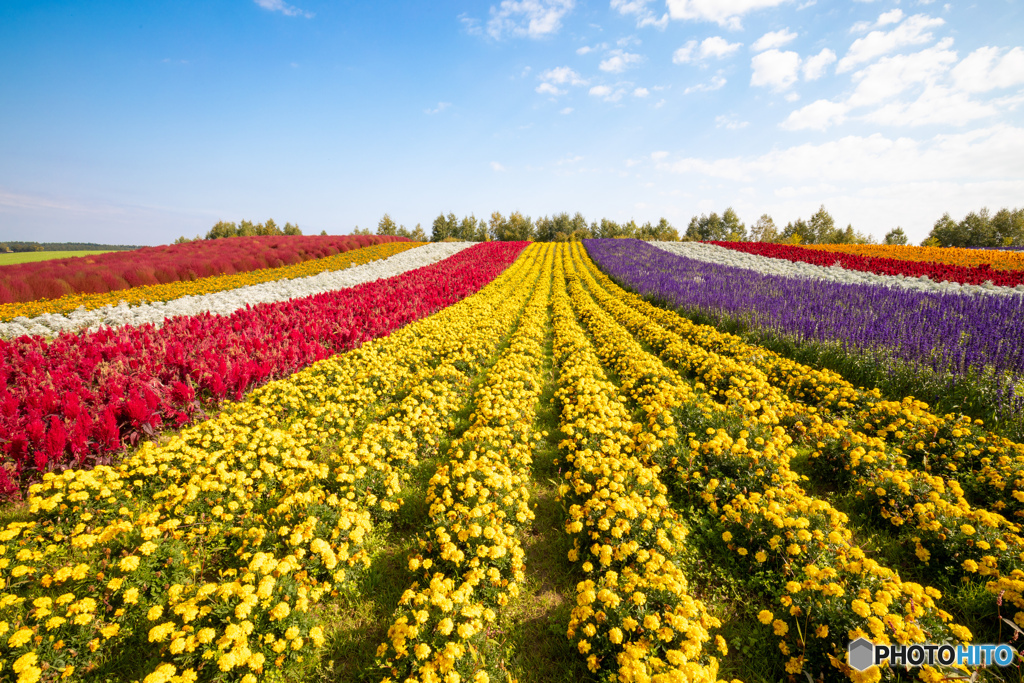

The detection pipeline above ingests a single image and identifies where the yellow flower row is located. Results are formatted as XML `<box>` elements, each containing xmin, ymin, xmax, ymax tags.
<box><xmin>0</xmin><ymin>248</ymin><xmax>538</xmax><ymax>683</ymax></box>
<box><xmin>376</xmin><ymin>243</ymin><xmax>552</xmax><ymax>683</ymax></box>
<box><xmin>565</xmin><ymin>243</ymin><xmax>967</xmax><ymax>682</ymax></box>
<box><xmin>804</xmin><ymin>243</ymin><xmax>1024</xmax><ymax>271</ymax></box>
<box><xmin>0</xmin><ymin>241</ymin><xmax>419</xmax><ymax>321</ymax></box>
<box><xmin>577</xmin><ymin>243</ymin><xmax>1024</xmax><ymax>625</ymax></box>
<box><xmin>550</xmin><ymin>247</ymin><xmax>727</xmax><ymax>683</ymax></box>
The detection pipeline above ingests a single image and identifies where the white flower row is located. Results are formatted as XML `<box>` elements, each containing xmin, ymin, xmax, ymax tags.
<box><xmin>650</xmin><ymin>241</ymin><xmax>1024</xmax><ymax>298</ymax></box>
<box><xmin>0</xmin><ymin>242</ymin><xmax>476</xmax><ymax>339</ymax></box>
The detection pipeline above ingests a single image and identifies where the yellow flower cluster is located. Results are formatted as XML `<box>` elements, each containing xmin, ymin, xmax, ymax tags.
<box><xmin>577</xmin><ymin>242</ymin><xmax>1024</xmax><ymax>629</ymax></box>
<box><xmin>0</xmin><ymin>245</ymin><xmax>539</xmax><ymax>682</ymax></box>
<box><xmin>566</xmin><ymin>243</ymin><xmax>966</xmax><ymax>680</ymax></box>
<box><xmin>0</xmin><ymin>241</ymin><xmax>418</xmax><ymax>320</ymax></box>
<box><xmin>376</xmin><ymin>244</ymin><xmax>552</xmax><ymax>683</ymax></box>
<box><xmin>551</xmin><ymin>248</ymin><xmax>725</xmax><ymax>683</ymax></box>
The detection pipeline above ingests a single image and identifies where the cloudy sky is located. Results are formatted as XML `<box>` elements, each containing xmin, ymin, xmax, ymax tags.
<box><xmin>1</xmin><ymin>0</ymin><xmax>1022</xmax><ymax>245</ymax></box>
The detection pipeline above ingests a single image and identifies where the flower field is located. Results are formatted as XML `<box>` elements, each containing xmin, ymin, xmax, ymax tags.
<box><xmin>2</xmin><ymin>239</ymin><xmax>1024</xmax><ymax>683</ymax></box>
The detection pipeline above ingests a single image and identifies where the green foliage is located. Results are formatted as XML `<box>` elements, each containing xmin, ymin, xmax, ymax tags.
<box><xmin>748</xmin><ymin>214</ymin><xmax>778</xmax><ymax>243</ymax></box>
<box><xmin>924</xmin><ymin>206</ymin><xmax>1024</xmax><ymax>247</ymax></box>
<box><xmin>0</xmin><ymin>241</ymin><xmax>139</xmax><ymax>252</ymax></box>
<box><xmin>883</xmin><ymin>226</ymin><xmax>909</xmax><ymax>245</ymax></box>
<box><xmin>206</xmin><ymin>219</ymin><xmax>302</xmax><ymax>239</ymax></box>
<box><xmin>376</xmin><ymin>213</ymin><xmax>398</xmax><ymax>236</ymax></box>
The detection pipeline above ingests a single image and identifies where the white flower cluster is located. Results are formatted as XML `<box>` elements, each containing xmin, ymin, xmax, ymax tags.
<box><xmin>1</xmin><ymin>242</ymin><xmax>475</xmax><ymax>339</ymax></box>
<box><xmin>651</xmin><ymin>241</ymin><xmax>1024</xmax><ymax>298</ymax></box>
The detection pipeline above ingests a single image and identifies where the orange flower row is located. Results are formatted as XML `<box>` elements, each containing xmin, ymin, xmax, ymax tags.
<box><xmin>805</xmin><ymin>244</ymin><xmax>1024</xmax><ymax>271</ymax></box>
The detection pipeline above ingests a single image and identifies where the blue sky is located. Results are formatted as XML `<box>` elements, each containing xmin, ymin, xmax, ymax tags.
<box><xmin>1</xmin><ymin>0</ymin><xmax>1022</xmax><ymax>245</ymax></box>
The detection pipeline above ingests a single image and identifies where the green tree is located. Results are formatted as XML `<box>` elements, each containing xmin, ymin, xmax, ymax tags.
<box><xmin>237</xmin><ymin>220</ymin><xmax>257</xmax><ymax>237</ymax></box>
<box><xmin>320</xmin><ymin>230</ymin><xmax>328</xmax><ymax>236</ymax></box>
<box><xmin>992</xmin><ymin>207</ymin><xmax>1024</xmax><ymax>246</ymax></box>
<box><xmin>259</xmin><ymin>219</ymin><xmax>281</xmax><ymax>236</ymax></box>
<box><xmin>722</xmin><ymin>207</ymin><xmax>747</xmax><ymax>241</ymax></box>
<box><xmin>506</xmin><ymin>212</ymin><xmax>534</xmax><ymax>241</ymax></box>
<box><xmin>925</xmin><ymin>212</ymin><xmax>969</xmax><ymax>247</ymax></box>
<box><xmin>206</xmin><ymin>221</ymin><xmax>238</xmax><ymax>239</ymax></box>
<box><xmin>749</xmin><ymin>214</ymin><xmax>778</xmax><ymax>242</ymax></box>
<box><xmin>534</xmin><ymin>215</ymin><xmax>556</xmax><ymax>242</ymax></box>
<box><xmin>283</xmin><ymin>222</ymin><xmax>302</xmax><ymax>236</ymax></box>
<box><xmin>409</xmin><ymin>224</ymin><xmax>428</xmax><ymax>241</ymax></box>
<box><xmin>808</xmin><ymin>205</ymin><xmax>837</xmax><ymax>243</ymax></box>
<box><xmin>377</xmin><ymin>213</ymin><xmax>398</xmax><ymax>236</ymax></box>
<box><xmin>431</xmin><ymin>212</ymin><xmax>458</xmax><ymax>241</ymax></box>
<box><xmin>780</xmin><ymin>218</ymin><xmax>811</xmax><ymax>244</ymax></box>
<box><xmin>883</xmin><ymin>227</ymin><xmax>908</xmax><ymax>245</ymax></box>
<box><xmin>488</xmin><ymin>211</ymin><xmax>509</xmax><ymax>241</ymax></box>
<box><xmin>684</xmin><ymin>213</ymin><xmax>726</xmax><ymax>241</ymax></box>
<box><xmin>595</xmin><ymin>218</ymin><xmax>623</xmax><ymax>239</ymax></box>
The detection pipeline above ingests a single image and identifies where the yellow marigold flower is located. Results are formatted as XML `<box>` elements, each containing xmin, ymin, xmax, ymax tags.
<box><xmin>147</xmin><ymin>605</ymin><xmax>164</xmax><ymax>621</ymax></box>
<box><xmin>284</xmin><ymin>626</ymin><xmax>300</xmax><ymax>641</ymax></box>
<box><xmin>785</xmin><ymin>581</ymin><xmax>801</xmax><ymax>594</ymax></box>
<box><xmin>757</xmin><ymin>610</ymin><xmax>773</xmax><ymax>625</ymax></box>
<box><xmin>851</xmin><ymin>600</ymin><xmax>871</xmax><ymax>618</ymax></box>
<box><xmin>142</xmin><ymin>663</ymin><xmax>176</xmax><ymax>683</ymax></box>
<box><xmin>722</xmin><ymin>531</ymin><xmax>733</xmax><ymax>542</ymax></box>
<box><xmin>962</xmin><ymin>559</ymin><xmax>979</xmax><ymax>573</ymax></box>
<box><xmin>960</xmin><ymin>524</ymin><xmax>976</xmax><ymax>536</ymax></box>
<box><xmin>773</xmin><ymin>619</ymin><xmax>788</xmax><ymax>636</ymax></box>
<box><xmin>816</xmin><ymin>625</ymin><xmax>828</xmax><ymax>638</ymax></box>
<box><xmin>120</xmin><ymin>556</ymin><xmax>141</xmax><ymax>572</ymax></box>
<box><xmin>8</xmin><ymin>628</ymin><xmax>33</xmax><ymax>648</ymax></box>
<box><xmin>270</xmin><ymin>602</ymin><xmax>290</xmax><ymax>621</ymax></box>
<box><xmin>414</xmin><ymin>643</ymin><xmax>431</xmax><ymax>660</ymax></box>
<box><xmin>755</xmin><ymin>550</ymin><xmax>768</xmax><ymax>563</ymax></box>
<box><xmin>578</xmin><ymin>639</ymin><xmax>591</xmax><ymax>654</ymax></box>
<box><xmin>474</xmin><ymin>672</ymin><xmax>490</xmax><ymax>683</ymax></box>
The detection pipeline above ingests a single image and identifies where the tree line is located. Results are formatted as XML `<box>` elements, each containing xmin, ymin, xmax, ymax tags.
<box><xmin>182</xmin><ymin>204</ymin><xmax>1024</xmax><ymax>249</ymax></box>
<box><xmin>923</xmin><ymin>207</ymin><xmax>1024</xmax><ymax>248</ymax></box>
<box><xmin>0</xmin><ymin>241</ymin><xmax>140</xmax><ymax>253</ymax></box>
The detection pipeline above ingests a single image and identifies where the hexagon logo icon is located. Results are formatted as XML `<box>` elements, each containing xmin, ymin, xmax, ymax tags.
<box><xmin>848</xmin><ymin>638</ymin><xmax>875</xmax><ymax>671</ymax></box>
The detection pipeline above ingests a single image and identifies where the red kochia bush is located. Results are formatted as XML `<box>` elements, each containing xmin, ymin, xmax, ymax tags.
<box><xmin>0</xmin><ymin>234</ymin><xmax>408</xmax><ymax>304</ymax></box>
<box><xmin>0</xmin><ymin>242</ymin><xmax>529</xmax><ymax>498</ymax></box>
<box><xmin>710</xmin><ymin>241</ymin><xmax>1024</xmax><ymax>288</ymax></box>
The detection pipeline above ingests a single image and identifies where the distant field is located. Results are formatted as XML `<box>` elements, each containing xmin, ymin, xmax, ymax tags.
<box><xmin>0</xmin><ymin>250</ymin><xmax>112</xmax><ymax>266</ymax></box>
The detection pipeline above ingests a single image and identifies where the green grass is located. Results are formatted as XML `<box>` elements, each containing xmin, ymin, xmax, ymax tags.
<box><xmin>0</xmin><ymin>250</ymin><xmax>113</xmax><ymax>266</ymax></box>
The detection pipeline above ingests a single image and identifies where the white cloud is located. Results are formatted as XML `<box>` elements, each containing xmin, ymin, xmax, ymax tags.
<box><xmin>651</xmin><ymin>125</ymin><xmax>1024</xmax><ymax>185</ymax></box>
<box><xmin>672</xmin><ymin>37</ymin><xmax>741</xmax><ymax>64</ymax></box>
<box><xmin>715</xmin><ymin>114</ymin><xmax>750</xmax><ymax>129</ymax></box>
<box><xmin>700</xmin><ymin>36</ymin><xmax>742</xmax><ymax>59</ymax></box>
<box><xmin>750</xmin><ymin>49</ymin><xmax>801</xmax><ymax>90</ymax></box>
<box><xmin>672</xmin><ymin>40</ymin><xmax>697</xmax><ymax>64</ymax></box>
<box><xmin>490</xmin><ymin>161</ymin><xmax>506</xmax><ymax>172</ymax></box>
<box><xmin>253</xmin><ymin>0</ymin><xmax>314</xmax><ymax>18</ymax></box>
<box><xmin>651</xmin><ymin>150</ymin><xmax>670</xmax><ymax>161</ymax></box>
<box><xmin>877</xmin><ymin>9</ymin><xmax>904</xmax><ymax>25</ymax></box>
<box><xmin>802</xmin><ymin>48</ymin><xmax>837</xmax><ymax>80</ymax></box>
<box><xmin>589</xmin><ymin>84</ymin><xmax>627</xmax><ymax>101</ymax></box>
<box><xmin>863</xmin><ymin>85</ymin><xmax>1000</xmax><ymax>127</ymax></box>
<box><xmin>600</xmin><ymin>49</ymin><xmax>645</xmax><ymax>73</ymax></box>
<box><xmin>560</xmin><ymin>107</ymin><xmax>574</xmax><ymax>114</ymax></box>
<box><xmin>751</xmin><ymin>28</ymin><xmax>797</xmax><ymax>52</ymax></box>
<box><xmin>838</xmin><ymin>13</ymin><xmax>945</xmax><ymax>72</ymax></box>
<box><xmin>633</xmin><ymin>87</ymin><xmax>650</xmax><ymax>97</ymax></box>
<box><xmin>576</xmin><ymin>45</ymin><xmax>593</xmax><ymax>55</ymax></box>
<box><xmin>685</xmin><ymin>74</ymin><xmax>727</xmax><ymax>93</ymax></box>
<box><xmin>487</xmin><ymin>0</ymin><xmax>576</xmax><ymax>39</ymax></box>
<box><xmin>536</xmin><ymin>66</ymin><xmax>587</xmax><ymax>95</ymax></box>
<box><xmin>847</xmin><ymin>39</ymin><xmax>956</xmax><ymax>108</ymax></box>
<box><xmin>424</xmin><ymin>102</ymin><xmax>452</xmax><ymax>114</ymax></box>
<box><xmin>666</xmin><ymin>0</ymin><xmax>794</xmax><ymax>30</ymax></box>
<box><xmin>610</xmin><ymin>0</ymin><xmax>668</xmax><ymax>29</ymax></box>
<box><xmin>952</xmin><ymin>47</ymin><xmax>1024</xmax><ymax>93</ymax></box>
<box><xmin>781</xmin><ymin>99</ymin><xmax>849</xmax><ymax>130</ymax></box>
